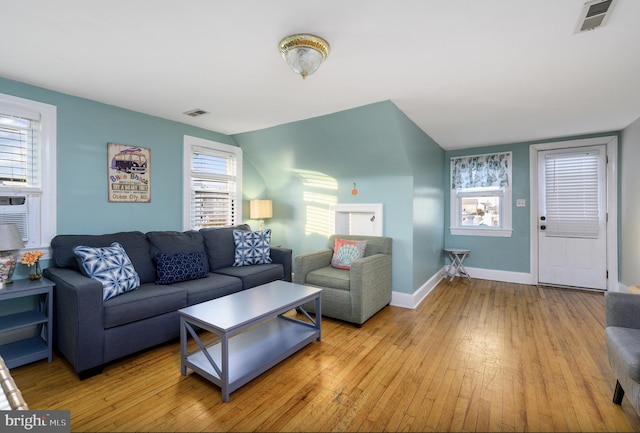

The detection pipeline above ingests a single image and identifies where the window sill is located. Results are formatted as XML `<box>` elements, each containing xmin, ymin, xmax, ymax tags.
<box><xmin>450</xmin><ymin>227</ymin><xmax>513</xmax><ymax>237</ymax></box>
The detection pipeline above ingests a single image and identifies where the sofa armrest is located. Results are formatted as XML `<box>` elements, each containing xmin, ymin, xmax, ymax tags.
<box><xmin>605</xmin><ymin>291</ymin><xmax>640</xmax><ymax>330</ymax></box>
<box><xmin>43</xmin><ymin>267</ymin><xmax>105</xmax><ymax>374</ymax></box>
<box><xmin>270</xmin><ymin>247</ymin><xmax>292</xmax><ymax>282</ymax></box>
<box><xmin>349</xmin><ymin>253</ymin><xmax>392</xmax><ymax>322</ymax></box>
<box><xmin>293</xmin><ymin>249</ymin><xmax>333</xmax><ymax>284</ymax></box>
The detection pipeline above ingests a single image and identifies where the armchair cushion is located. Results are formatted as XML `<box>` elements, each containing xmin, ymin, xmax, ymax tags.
<box><xmin>307</xmin><ymin>266</ymin><xmax>351</xmax><ymax>291</ymax></box>
<box><xmin>331</xmin><ymin>238</ymin><xmax>367</xmax><ymax>270</ymax></box>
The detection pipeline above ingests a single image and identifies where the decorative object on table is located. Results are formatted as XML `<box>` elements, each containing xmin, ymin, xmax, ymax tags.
<box><xmin>249</xmin><ymin>199</ymin><xmax>272</xmax><ymax>231</ymax></box>
<box><xmin>0</xmin><ymin>224</ymin><xmax>25</xmax><ymax>288</ymax></box>
<box><xmin>279</xmin><ymin>34</ymin><xmax>330</xmax><ymax>79</ymax></box>
<box><xmin>107</xmin><ymin>142</ymin><xmax>151</xmax><ymax>203</ymax></box>
<box><xmin>21</xmin><ymin>250</ymin><xmax>44</xmax><ymax>280</ymax></box>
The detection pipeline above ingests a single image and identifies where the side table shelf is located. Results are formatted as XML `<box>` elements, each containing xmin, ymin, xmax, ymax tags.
<box><xmin>0</xmin><ymin>278</ymin><xmax>54</xmax><ymax>369</ymax></box>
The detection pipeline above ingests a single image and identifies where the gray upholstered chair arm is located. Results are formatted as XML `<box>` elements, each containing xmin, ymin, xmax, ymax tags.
<box><xmin>43</xmin><ymin>267</ymin><xmax>106</xmax><ymax>373</ymax></box>
<box><xmin>349</xmin><ymin>253</ymin><xmax>392</xmax><ymax>323</ymax></box>
<box><xmin>293</xmin><ymin>249</ymin><xmax>333</xmax><ymax>284</ymax></box>
<box><xmin>605</xmin><ymin>291</ymin><xmax>640</xmax><ymax>329</ymax></box>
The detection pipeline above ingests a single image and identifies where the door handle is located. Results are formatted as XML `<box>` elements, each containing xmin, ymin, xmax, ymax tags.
<box><xmin>540</xmin><ymin>216</ymin><xmax>546</xmax><ymax>221</ymax></box>
<box><xmin>540</xmin><ymin>225</ymin><xmax>546</xmax><ymax>230</ymax></box>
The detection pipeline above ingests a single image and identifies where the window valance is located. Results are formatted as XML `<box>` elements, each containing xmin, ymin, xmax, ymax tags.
<box><xmin>451</xmin><ymin>152</ymin><xmax>511</xmax><ymax>189</ymax></box>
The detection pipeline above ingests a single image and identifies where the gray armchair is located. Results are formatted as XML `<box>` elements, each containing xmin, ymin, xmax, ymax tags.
<box><xmin>293</xmin><ymin>234</ymin><xmax>392</xmax><ymax>326</ymax></box>
<box><xmin>604</xmin><ymin>291</ymin><xmax>640</xmax><ymax>415</ymax></box>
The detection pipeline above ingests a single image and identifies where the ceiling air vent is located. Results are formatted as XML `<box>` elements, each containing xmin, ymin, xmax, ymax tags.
<box><xmin>183</xmin><ymin>109</ymin><xmax>209</xmax><ymax>117</ymax></box>
<box><xmin>576</xmin><ymin>0</ymin><xmax>616</xmax><ymax>32</ymax></box>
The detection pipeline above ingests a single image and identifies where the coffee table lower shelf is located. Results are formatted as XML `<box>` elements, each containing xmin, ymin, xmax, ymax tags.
<box><xmin>182</xmin><ymin>315</ymin><xmax>320</xmax><ymax>402</ymax></box>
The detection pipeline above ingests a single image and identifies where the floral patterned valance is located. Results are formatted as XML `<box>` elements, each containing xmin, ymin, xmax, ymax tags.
<box><xmin>451</xmin><ymin>152</ymin><xmax>511</xmax><ymax>189</ymax></box>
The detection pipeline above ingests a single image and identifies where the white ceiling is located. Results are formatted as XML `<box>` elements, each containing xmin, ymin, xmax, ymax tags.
<box><xmin>3</xmin><ymin>0</ymin><xmax>640</xmax><ymax>150</ymax></box>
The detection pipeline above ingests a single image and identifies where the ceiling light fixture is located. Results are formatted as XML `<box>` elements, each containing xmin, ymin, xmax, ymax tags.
<box><xmin>279</xmin><ymin>34</ymin><xmax>330</xmax><ymax>79</ymax></box>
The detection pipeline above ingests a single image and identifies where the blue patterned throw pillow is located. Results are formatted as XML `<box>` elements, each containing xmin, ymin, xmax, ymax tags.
<box><xmin>233</xmin><ymin>229</ymin><xmax>272</xmax><ymax>266</ymax></box>
<box><xmin>73</xmin><ymin>242</ymin><xmax>140</xmax><ymax>301</ymax></box>
<box><xmin>154</xmin><ymin>251</ymin><xmax>209</xmax><ymax>285</ymax></box>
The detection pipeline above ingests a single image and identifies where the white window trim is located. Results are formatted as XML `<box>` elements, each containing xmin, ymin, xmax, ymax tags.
<box><xmin>182</xmin><ymin>135</ymin><xmax>242</xmax><ymax>231</ymax></box>
<box><xmin>0</xmin><ymin>93</ymin><xmax>57</xmax><ymax>257</ymax></box>
<box><xmin>449</xmin><ymin>153</ymin><xmax>512</xmax><ymax>238</ymax></box>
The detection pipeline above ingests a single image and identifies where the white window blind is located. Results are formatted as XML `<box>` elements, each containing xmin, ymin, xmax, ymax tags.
<box><xmin>190</xmin><ymin>146</ymin><xmax>238</xmax><ymax>229</ymax></box>
<box><xmin>0</xmin><ymin>113</ymin><xmax>40</xmax><ymax>187</ymax></box>
<box><xmin>544</xmin><ymin>150</ymin><xmax>600</xmax><ymax>238</ymax></box>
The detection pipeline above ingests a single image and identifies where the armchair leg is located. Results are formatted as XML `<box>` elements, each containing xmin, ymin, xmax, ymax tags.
<box><xmin>613</xmin><ymin>380</ymin><xmax>625</xmax><ymax>405</ymax></box>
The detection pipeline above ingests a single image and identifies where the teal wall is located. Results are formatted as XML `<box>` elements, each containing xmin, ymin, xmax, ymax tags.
<box><xmin>444</xmin><ymin>131</ymin><xmax>621</xmax><ymax>274</ymax></box>
<box><xmin>0</xmin><ymin>77</ymin><xmax>237</xmax><ymax>279</ymax></box>
<box><xmin>233</xmin><ymin>101</ymin><xmax>445</xmax><ymax>294</ymax></box>
<box><xmin>5</xmin><ymin>76</ymin><xmax>635</xmax><ymax>291</ymax></box>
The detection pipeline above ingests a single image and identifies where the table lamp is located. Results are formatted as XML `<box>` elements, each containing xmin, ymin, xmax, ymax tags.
<box><xmin>0</xmin><ymin>224</ymin><xmax>25</xmax><ymax>288</ymax></box>
<box><xmin>249</xmin><ymin>199</ymin><xmax>272</xmax><ymax>231</ymax></box>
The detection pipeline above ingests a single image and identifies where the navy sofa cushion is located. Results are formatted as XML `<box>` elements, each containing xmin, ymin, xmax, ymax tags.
<box><xmin>214</xmin><ymin>263</ymin><xmax>284</xmax><ymax>289</ymax></box>
<box><xmin>103</xmin><ymin>283</ymin><xmax>187</xmax><ymax>329</ymax></box>
<box><xmin>147</xmin><ymin>231</ymin><xmax>210</xmax><ymax>272</ymax></box>
<box><xmin>167</xmin><ymin>273</ymin><xmax>244</xmax><ymax>305</ymax></box>
<box><xmin>200</xmin><ymin>224</ymin><xmax>251</xmax><ymax>270</ymax></box>
<box><xmin>51</xmin><ymin>231</ymin><xmax>156</xmax><ymax>284</ymax></box>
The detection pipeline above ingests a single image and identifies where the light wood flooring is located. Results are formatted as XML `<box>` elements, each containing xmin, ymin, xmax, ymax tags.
<box><xmin>10</xmin><ymin>278</ymin><xmax>640</xmax><ymax>432</ymax></box>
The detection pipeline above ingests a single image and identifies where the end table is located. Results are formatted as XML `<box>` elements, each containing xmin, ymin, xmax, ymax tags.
<box><xmin>0</xmin><ymin>278</ymin><xmax>54</xmax><ymax>369</ymax></box>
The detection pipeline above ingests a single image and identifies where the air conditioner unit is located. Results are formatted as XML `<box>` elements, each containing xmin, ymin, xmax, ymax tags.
<box><xmin>0</xmin><ymin>195</ymin><xmax>29</xmax><ymax>242</ymax></box>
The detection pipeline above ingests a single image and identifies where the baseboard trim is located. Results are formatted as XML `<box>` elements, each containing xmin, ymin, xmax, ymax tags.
<box><xmin>391</xmin><ymin>269</ymin><xmax>445</xmax><ymax>309</ymax></box>
<box><xmin>464</xmin><ymin>266</ymin><xmax>534</xmax><ymax>285</ymax></box>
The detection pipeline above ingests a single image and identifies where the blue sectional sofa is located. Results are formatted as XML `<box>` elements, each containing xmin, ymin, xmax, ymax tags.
<box><xmin>43</xmin><ymin>224</ymin><xmax>291</xmax><ymax>379</ymax></box>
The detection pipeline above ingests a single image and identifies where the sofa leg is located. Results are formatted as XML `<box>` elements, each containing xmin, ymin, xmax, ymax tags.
<box><xmin>78</xmin><ymin>365</ymin><xmax>104</xmax><ymax>380</ymax></box>
<box><xmin>613</xmin><ymin>380</ymin><xmax>625</xmax><ymax>405</ymax></box>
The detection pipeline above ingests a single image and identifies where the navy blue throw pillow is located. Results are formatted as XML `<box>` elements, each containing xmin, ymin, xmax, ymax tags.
<box><xmin>154</xmin><ymin>251</ymin><xmax>209</xmax><ymax>285</ymax></box>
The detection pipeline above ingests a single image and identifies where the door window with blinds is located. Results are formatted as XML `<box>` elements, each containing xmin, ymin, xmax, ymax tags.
<box><xmin>541</xmin><ymin>146</ymin><xmax>605</xmax><ymax>238</ymax></box>
<box><xmin>183</xmin><ymin>136</ymin><xmax>242</xmax><ymax>230</ymax></box>
<box><xmin>0</xmin><ymin>93</ymin><xmax>56</xmax><ymax>249</ymax></box>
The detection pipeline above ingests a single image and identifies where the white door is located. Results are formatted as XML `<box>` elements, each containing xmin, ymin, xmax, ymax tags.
<box><xmin>538</xmin><ymin>145</ymin><xmax>607</xmax><ymax>290</ymax></box>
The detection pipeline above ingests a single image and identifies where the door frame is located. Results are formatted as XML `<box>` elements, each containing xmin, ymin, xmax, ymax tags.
<box><xmin>529</xmin><ymin>135</ymin><xmax>618</xmax><ymax>290</ymax></box>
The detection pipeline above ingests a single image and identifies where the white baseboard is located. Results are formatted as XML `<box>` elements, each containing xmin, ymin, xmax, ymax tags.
<box><xmin>391</xmin><ymin>266</ymin><xmax>532</xmax><ymax>310</ymax></box>
<box><xmin>464</xmin><ymin>266</ymin><xmax>534</xmax><ymax>285</ymax></box>
<box><xmin>391</xmin><ymin>269</ymin><xmax>445</xmax><ymax>309</ymax></box>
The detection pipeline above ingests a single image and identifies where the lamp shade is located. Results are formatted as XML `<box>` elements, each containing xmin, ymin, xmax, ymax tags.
<box><xmin>250</xmin><ymin>200</ymin><xmax>273</xmax><ymax>220</ymax></box>
<box><xmin>0</xmin><ymin>224</ymin><xmax>24</xmax><ymax>251</ymax></box>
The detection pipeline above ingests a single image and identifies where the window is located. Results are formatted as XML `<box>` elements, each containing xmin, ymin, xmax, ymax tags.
<box><xmin>450</xmin><ymin>152</ymin><xmax>512</xmax><ymax>237</ymax></box>
<box><xmin>0</xmin><ymin>93</ymin><xmax>56</xmax><ymax>251</ymax></box>
<box><xmin>183</xmin><ymin>136</ymin><xmax>242</xmax><ymax>230</ymax></box>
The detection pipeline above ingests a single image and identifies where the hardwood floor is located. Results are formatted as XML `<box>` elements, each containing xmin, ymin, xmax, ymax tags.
<box><xmin>11</xmin><ymin>278</ymin><xmax>640</xmax><ymax>432</ymax></box>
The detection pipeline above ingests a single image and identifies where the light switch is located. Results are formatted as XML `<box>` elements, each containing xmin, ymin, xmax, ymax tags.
<box><xmin>516</xmin><ymin>199</ymin><xmax>526</xmax><ymax>207</ymax></box>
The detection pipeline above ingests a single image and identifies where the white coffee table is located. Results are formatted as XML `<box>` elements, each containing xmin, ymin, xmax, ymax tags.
<box><xmin>179</xmin><ymin>280</ymin><xmax>322</xmax><ymax>402</ymax></box>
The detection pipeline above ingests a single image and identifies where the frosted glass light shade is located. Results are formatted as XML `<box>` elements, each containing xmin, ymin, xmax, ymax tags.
<box><xmin>279</xmin><ymin>34</ymin><xmax>330</xmax><ymax>79</ymax></box>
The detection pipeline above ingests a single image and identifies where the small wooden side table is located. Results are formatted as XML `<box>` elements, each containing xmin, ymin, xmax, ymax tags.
<box><xmin>0</xmin><ymin>278</ymin><xmax>54</xmax><ymax>369</ymax></box>
<box><xmin>444</xmin><ymin>248</ymin><xmax>471</xmax><ymax>281</ymax></box>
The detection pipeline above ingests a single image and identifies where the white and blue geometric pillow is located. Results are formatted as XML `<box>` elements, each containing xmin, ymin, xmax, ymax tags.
<box><xmin>73</xmin><ymin>242</ymin><xmax>141</xmax><ymax>301</ymax></box>
<box><xmin>232</xmin><ymin>229</ymin><xmax>272</xmax><ymax>266</ymax></box>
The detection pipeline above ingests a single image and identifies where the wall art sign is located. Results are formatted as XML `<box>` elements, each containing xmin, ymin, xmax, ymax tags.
<box><xmin>107</xmin><ymin>143</ymin><xmax>151</xmax><ymax>203</ymax></box>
